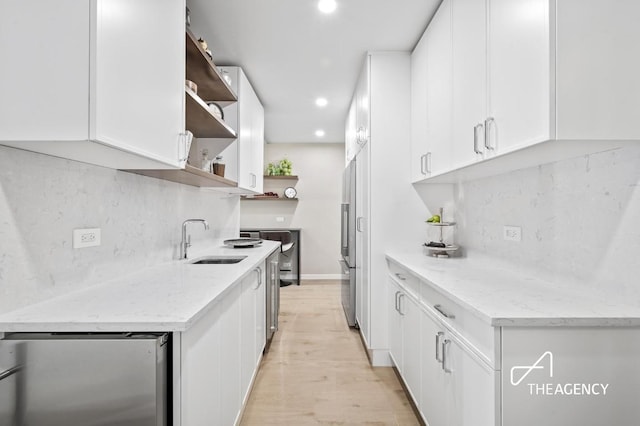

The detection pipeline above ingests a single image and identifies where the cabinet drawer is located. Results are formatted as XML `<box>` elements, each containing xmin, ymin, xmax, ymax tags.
<box><xmin>387</xmin><ymin>260</ymin><xmax>421</xmax><ymax>298</ymax></box>
<box><xmin>421</xmin><ymin>281</ymin><xmax>499</xmax><ymax>368</ymax></box>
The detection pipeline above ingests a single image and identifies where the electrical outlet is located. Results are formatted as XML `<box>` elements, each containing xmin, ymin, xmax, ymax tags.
<box><xmin>73</xmin><ymin>228</ymin><xmax>101</xmax><ymax>248</ymax></box>
<box><xmin>503</xmin><ymin>226</ymin><xmax>522</xmax><ymax>242</ymax></box>
<box><xmin>276</xmin><ymin>217</ymin><xmax>285</xmax><ymax>223</ymax></box>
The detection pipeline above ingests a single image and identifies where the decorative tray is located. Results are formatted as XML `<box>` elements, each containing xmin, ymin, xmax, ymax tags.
<box><xmin>223</xmin><ymin>238</ymin><xmax>263</xmax><ymax>248</ymax></box>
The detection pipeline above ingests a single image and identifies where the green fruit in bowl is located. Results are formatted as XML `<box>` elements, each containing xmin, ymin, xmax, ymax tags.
<box><xmin>426</xmin><ymin>215</ymin><xmax>441</xmax><ymax>223</ymax></box>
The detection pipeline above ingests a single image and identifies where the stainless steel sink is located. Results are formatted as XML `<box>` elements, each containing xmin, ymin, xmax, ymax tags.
<box><xmin>188</xmin><ymin>256</ymin><xmax>247</xmax><ymax>265</ymax></box>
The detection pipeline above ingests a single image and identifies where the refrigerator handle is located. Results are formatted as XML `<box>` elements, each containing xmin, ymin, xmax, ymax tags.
<box><xmin>341</xmin><ymin>204</ymin><xmax>349</xmax><ymax>252</ymax></box>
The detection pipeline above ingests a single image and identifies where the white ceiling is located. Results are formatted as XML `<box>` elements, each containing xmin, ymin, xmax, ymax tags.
<box><xmin>187</xmin><ymin>0</ymin><xmax>441</xmax><ymax>143</ymax></box>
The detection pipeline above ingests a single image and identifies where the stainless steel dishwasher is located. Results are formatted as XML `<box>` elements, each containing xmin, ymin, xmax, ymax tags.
<box><xmin>265</xmin><ymin>250</ymin><xmax>280</xmax><ymax>351</ymax></box>
<box><xmin>0</xmin><ymin>332</ymin><xmax>168</xmax><ymax>426</ymax></box>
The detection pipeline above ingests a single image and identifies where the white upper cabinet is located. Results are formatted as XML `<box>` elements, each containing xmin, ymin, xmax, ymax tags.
<box><xmin>345</xmin><ymin>99</ymin><xmax>357</xmax><ymax>163</ymax></box>
<box><xmin>451</xmin><ymin>0</ymin><xmax>487</xmax><ymax>167</ymax></box>
<box><xmin>486</xmin><ymin>0</ymin><xmax>550</xmax><ymax>154</ymax></box>
<box><xmin>411</xmin><ymin>0</ymin><xmax>453</xmax><ymax>182</ymax></box>
<box><xmin>346</xmin><ymin>57</ymin><xmax>371</xmax><ymax>162</ymax></box>
<box><xmin>414</xmin><ymin>0</ymin><xmax>640</xmax><ymax>184</ymax></box>
<box><xmin>218</xmin><ymin>67</ymin><xmax>265</xmax><ymax>194</ymax></box>
<box><xmin>355</xmin><ymin>60</ymin><xmax>371</xmax><ymax>150</ymax></box>
<box><xmin>0</xmin><ymin>0</ymin><xmax>186</xmax><ymax>169</ymax></box>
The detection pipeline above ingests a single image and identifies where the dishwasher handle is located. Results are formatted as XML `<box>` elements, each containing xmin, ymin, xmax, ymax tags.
<box><xmin>0</xmin><ymin>365</ymin><xmax>21</xmax><ymax>381</ymax></box>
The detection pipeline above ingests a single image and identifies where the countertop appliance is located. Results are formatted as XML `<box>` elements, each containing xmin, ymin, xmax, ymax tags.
<box><xmin>0</xmin><ymin>332</ymin><xmax>168</xmax><ymax>426</ymax></box>
<box><xmin>265</xmin><ymin>249</ymin><xmax>281</xmax><ymax>351</ymax></box>
<box><xmin>340</xmin><ymin>159</ymin><xmax>357</xmax><ymax>327</ymax></box>
<box><xmin>240</xmin><ymin>229</ymin><xmax>300</xmax><ymax>286</ymax></box>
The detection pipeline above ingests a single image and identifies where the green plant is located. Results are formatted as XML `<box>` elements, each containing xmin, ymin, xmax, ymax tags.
<box><xmin>266</xmin><ymin>158</ymin><xmax>293</xmax><ymax>176</ymax></box>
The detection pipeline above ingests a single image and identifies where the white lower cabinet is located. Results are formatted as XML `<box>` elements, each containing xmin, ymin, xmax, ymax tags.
<box><xmin>443</xmin><ymin>330</ymin><xmax>498</xmax><ymax>426</ymax></box>
<box><xmin>388</xmin><ymin>258</ymin><xmax>640</xmax><ymax>426</ymax></box>
<box><xmin>389</xmin><ymin>273</ymin><xmax>497</xmax><ymax>426</ymax></box>
<box><xmin>178</xmin><ymin>262</ymin><xmax>266</xmax><ymax>426</ymax></box>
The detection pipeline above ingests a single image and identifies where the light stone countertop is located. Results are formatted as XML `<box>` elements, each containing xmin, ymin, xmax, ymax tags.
<box><xmin>0</xmin><ymin>240</ymin><xmax>280</xmax><ymax>333</ymax></box>
<box><xmin>386</xmin><ymin>249</ymin><xmax>640</xmax><ymax>327</ymax></box>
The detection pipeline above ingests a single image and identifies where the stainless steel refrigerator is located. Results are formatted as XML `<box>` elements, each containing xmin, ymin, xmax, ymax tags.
<box><xmin>0</xmin><ymin>332</ymin><xmax>168</xmax><ymax>426</ymax></box>
<box><xmin>340</xmin><ymin>159</ymin><xmax>357</xmax><ymax>327</ymax></box>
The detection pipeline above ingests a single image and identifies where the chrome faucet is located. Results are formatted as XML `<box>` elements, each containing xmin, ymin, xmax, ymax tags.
<box><xmin>181</xmin><ymin>219</ymin><xmax>210</xmax><ymax>259</ymax></box>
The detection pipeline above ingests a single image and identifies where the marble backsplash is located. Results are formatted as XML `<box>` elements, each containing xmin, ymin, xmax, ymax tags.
<box><xmin>454</xmin><ymin>144</ymin><xmax>640</xmax><ymax>301</ymax></box>
<box><xmin>0</xmin><ymin>146</ymin><xmax>240</xmax><ymax>314</ymax></box>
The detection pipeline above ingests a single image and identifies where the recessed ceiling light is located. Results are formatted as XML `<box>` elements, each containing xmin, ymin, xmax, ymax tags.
<box><xmin>318</xmin><ymin>0</ymin><xmax>337</xmax><ymax>14</ymax></box>
<box><xmin>315</xmin><ymin>97</ymin><xmax>328</xmax><ymax>107</ymax></box>
<box><xmin>315</xmin><ymin>130</ymin><xmax>325</xmax><ymax>137</ymax></box>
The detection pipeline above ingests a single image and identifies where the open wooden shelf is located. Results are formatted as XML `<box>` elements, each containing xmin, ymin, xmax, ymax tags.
<box><xmin>263</xmin><ymin>175</ymin><xmax>299</xmax><ymax>181</ymax></box>
<box><xmin>185</xmin><ymin>30</ymin><xmax>237</xmax><ymax>102</ymax></box>
<box><xmin>126</xmin><ymin>165</ymin><xmax>238</xmax><ymax>188</ymax></box>
<box><xmin>241</xmin><ymin>197</ymin><xmax>299</xmax><ymax>201</ymax></box>
<box><xmin>185</xmin><ymin>89</ymin><xmax>236</xmax><ymax>138</ymax></box>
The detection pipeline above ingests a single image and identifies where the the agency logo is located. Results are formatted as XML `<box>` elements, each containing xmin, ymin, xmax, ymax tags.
<box><xmin>509</xmin><ymin>351</ymin><xmax>609</xmax><ymax>397</ymax></box>
<box><xmin>510</xmin><ymin>351</ymin><xmax>553</xmax><ymax>386</ymax></box>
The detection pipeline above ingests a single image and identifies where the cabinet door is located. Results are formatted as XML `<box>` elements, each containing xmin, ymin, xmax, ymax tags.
<box><xmin>252</xmin><ymin>98</ymin><xmax>265</xmax><ymax>193</ymax></box>
<box><xmin>92</xmin><ymin>0</ymin><xmax>184</xmax><ymax>166</ymax></box>
<box><xmin>233</xmin><ymin>68</ymin><xmax>264</xmax><ymax>193</ymax></box>
<box><xmin>256</xmin><ymin>264</ymin><xmax>267</xmax><ymax>361</ymax></box>
<box><xmin>487</xmin><ymin>0</ymin><xmax>551</xmax><ymax>154</ymax></box>
<box><xmin>443</xmin><ymin>331</ymin><xmax>497</xmax><ymax>426</ymax></box>
<box><xmin>181</xmin><ymin>296</ymin><xmax>223</xmax><ymax>425</ymax></box>
<box><xmin>355</xmin><ymin>58</ymin><xmax>371</xmax><ymax>151</ymax></box>
<box><xmin>420</xmin><ymin>308</ymin><xmax>448</xmax><ymax>426</ymax></box>
<box><xmin>240</xmin><ymin>271</ymin><xmax>258</xmax><ymax>403</ymax></box>
<box><xmin>219</xmin><ymin>283</ymin><xmax>242</xmax><ymax>426</ymax></box>
<box><xmin>345</xmin><ymin>99</ymin><xmax>357</xmax><ymax>163</ymax></box>
<box><xmin>400</xmin><ymin>290</ymin><xmax>422</xmax><ymax>406</ymax></box>
<box><xmin>451</xmin><ymin>0</ymin><xmax>487</xmax><ymax>167</ymax></box>
<box><xmin>387</xmin><ymin>278</ymin><xmax>403</xmax><ymax>370</ymax></box>
<box><xmin>425</xmin><ymin>0</ymin><xmax>453</xmax><ymax>176</ymax></box>
<box><xmin>0</xmin><ymin>0</ymin><xmax>90</xmax><ymax>141</ymax></box>
<box><xmin>355</xmin><ymin>144</ymin><xmax>370</xmax><ymax>343</ymax></box>
<box><xmin>410</xmin><ymin>28</ymin><xmax>429</xmax><ymax>182</ymax></box>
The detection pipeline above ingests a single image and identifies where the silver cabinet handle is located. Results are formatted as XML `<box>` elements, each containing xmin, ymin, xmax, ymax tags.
<box><xmin>254</xmin><ymin>266</ymin><xmax>262</xmax><ymax>288</ymax></box>
<box><xmin>420</xmin><ymin>152</ymin><xmax>433</xmax><ymax>175</ymax></box>
<box><xmin>0</xmin><ymin>365</ymin><xmax>21</xmax><ymax>381</ymax></box>
<box><xmin>473</xmin><ymin>124</ymin><xmax>484</xmax><ymax>154</ymax></box>
<box><xmin>250</xmin><ymin>173</ymin><xmax>257</xmax><ymax>188</ymax></box>
<box><xmin>435</xmin><ymin>332</ymin><xmax>444</xmax><ymax>363</ymax></box>
<box><xmin>394</xmin><ymin>273</ymin><xmax>406</xmax><ymax>281</ymax></box>
<box><xmin>394</xmin><ymin>291</ymin><xmax>401</xmax><ymax>312</ymax></box>
<box><xmin>434</xmin><ymin>304</ymin><xmax>455</xmax><ymax>319</ymax></box>
<box><xmin>356</xmin><ymin>217</ymin><xmax>364</xmax><ymax>232</ymax></box>
<box><xmin>271</xmin><ymin>260</ymin><xmax>278</xmax><ymax>280</ymax></box>
<box><xmin>272</xmin><ymin>276</ymin><xmax>278</xmax><ymax>330</ymax></box>
<box><xmin>356</xmin><ymin>126</ymin><xmax>367</xmax><ymax>145</ymax></box>
<box><xmin>442</xmin><ymin>339</ymin><xmax>452</xmax><ymax>373</ymax></box>
<box><xmin>398</xmin><ymin>293</ymin><xmax>405</xmax><ymax>316</ymax></box>
<box><xmin>484</xmin><ymin>117</ymin><xmax>494</xmax><ymax>150</ymax></box>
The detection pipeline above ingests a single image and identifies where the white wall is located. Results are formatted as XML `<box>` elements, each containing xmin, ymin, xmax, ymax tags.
<box><xmin>240</xmin><ymin>143</ymin><xmax>344</xmax><ymax>277</ymax></box>
<box><xmin>453</xmin><ymin>145</ymin><xmax>640</xmax><ymax>300</ymax></box>
<box><xmin>0</xmin><ymin>146</ymin><xmax>240</xmax><ymax>314</ymax></box>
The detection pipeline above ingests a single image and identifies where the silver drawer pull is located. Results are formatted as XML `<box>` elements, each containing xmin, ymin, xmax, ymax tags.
<box><xmin>0</xmin><ymin>365</ymin><xmax>22</xmax><ymax>381</ymax></box>
<box><xmin>434</xmin><ymin>304</ymin><xmax>455</xmax><ymax>319</ymax></box>
<box><xmin>442</xmin><ymin>339</ymin><xmax>452</xmax><ymax>373</ymax></box>
<box><xmin>435</xmin><ymin>332</ymin><xmax>444</xmax><ymax>363</ymax></box>
<box><xmin>394</xmin><ymin>273</ymin><xmax>406</xmax><ymax>281</ymax></box>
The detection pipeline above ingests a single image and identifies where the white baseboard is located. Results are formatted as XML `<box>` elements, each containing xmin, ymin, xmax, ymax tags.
<box><xmin>370</xmin><ymin>349</ymin><xmax>392</xmax><ymax>367</ymax></box>
<box><xmin>300</xmin><ymin>274</ymin><xmax>344</xmax><ymax>280</ymax></box>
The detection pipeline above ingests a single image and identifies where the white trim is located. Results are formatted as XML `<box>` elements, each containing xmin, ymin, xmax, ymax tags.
<box><xmin>300</xmin><ymin>274</ymin><xmax>344</xmax><ymax>280</ymax></box>
<box><xmin>370</xmin><ymin>349</ymin><xmax>392</xmax><ymax>367</ymax></box>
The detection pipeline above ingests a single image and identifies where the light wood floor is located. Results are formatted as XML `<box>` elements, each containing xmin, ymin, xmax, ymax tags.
<box><xmin>240</xmin><ymin>280</ymin><xmax>421</xmax><ymax>425</ymax></box>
